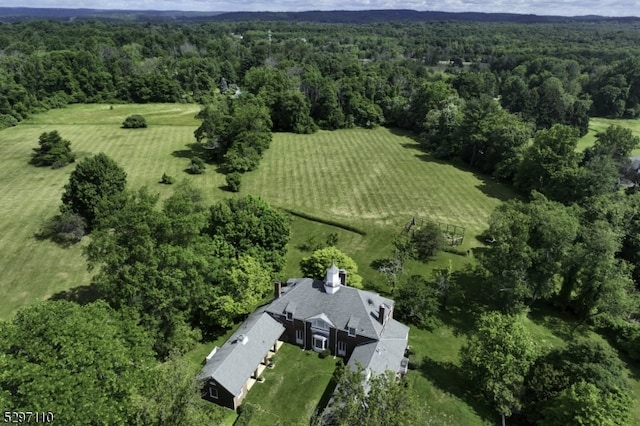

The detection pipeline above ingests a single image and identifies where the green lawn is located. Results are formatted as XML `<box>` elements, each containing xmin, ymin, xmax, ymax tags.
<box><xmin>0</xmin><ymin>103</ymin><xmax>210</xmax><ymax>319</ymax></box>
<box><xmin>239</xmin><ymin>344</ymin><xmax>337</xmax><ymax>425</ymax></box>
<box><xmin>0</xmin><ymin>106</ymin><xmax>514</xmax><ymax>318</ymax></box>
<box><xmin>3</xmin><ymin>105</ymin><xmax>640</xmax><ymax>424</ymax></box>
<box><xmin>577</xmin><ymin>117</ymin><xmax>640</xmax><ymax>155</ymax></box>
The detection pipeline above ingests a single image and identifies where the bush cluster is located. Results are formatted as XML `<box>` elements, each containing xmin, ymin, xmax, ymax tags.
<box><xmin>122</xmin><ymin>114</ymin><xmax>147</xmax><ymax>128</ymax></box>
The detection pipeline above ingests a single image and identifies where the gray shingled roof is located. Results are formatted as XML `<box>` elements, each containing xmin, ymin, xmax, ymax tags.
<box><xmin>347</xmin><ymin>318</ymin><xmax>410</xmax><ymax>376</ymax></box>
<box><xmin>266</xmin><ymin>278</ymin><xmax>395</xmax><ymax>340</ymax></box>
<box><xmin>200</xmin><ymin>312</ymin><xmax>284</xmax><ymax>396</ymax></box>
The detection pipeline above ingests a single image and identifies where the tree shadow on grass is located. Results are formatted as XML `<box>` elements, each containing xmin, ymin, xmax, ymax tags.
<box><xmin>312</xmin><ymin>375</ymin><xmax>338</xmax><ymax>421</ymax></box>
<box><xmin>474</xmin><ymin>174</ymin><xmax>519</xmax><ymax>203</ymax></box>
<box><xmin>420</xmin><ymin>357</ymin><xmax>496</xmax><ymax>423</ymax></box>
<box><xmin>528</xmin><ymin>302</ymin><xmax>593</xmax><ymax>341</ymax></box>
<box><xmin>437</xmin><ymin>267</ymin><xmax>498</xmax><ymax>337</ymax></box>
<box><xmin>49</xmin><ymin>284</ymin><xmax>101</xmax><ymax>306</ymax></box>
<box><xmin>171</xmin><ymin>143</ymin><xmax>207</xmax><ymax>159</ymax></box>
<box><xmin>397</xmin><ymin>141</ymin><xmax>518</xmax><ymax>203</ymax></box>
<box><xmin>388</xmin><ymin>127</ymin><xmax>421</xmax><ymax>143</ymax></box>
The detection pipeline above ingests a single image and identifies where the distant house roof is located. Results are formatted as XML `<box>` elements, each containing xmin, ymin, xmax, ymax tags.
<box><xmin>200</xmin><ymin>311</ymin><xmax>284</xmax><ymax>396</ymax></box>
<box><xmin>266</xmin><ymin>278</ymin><xmax>395</xmax><ymax>340</ymax></box>
<box><xmin>630</xmin><ymin>157</ymin><xmax>640</xmax><ymax>172</ymax></box>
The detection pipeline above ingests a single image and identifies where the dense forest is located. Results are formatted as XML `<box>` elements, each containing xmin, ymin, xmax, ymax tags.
<box><xmin>2</xmin><ymin>14</ymin><xmax>640</xmax><ymax>425</ymax></box>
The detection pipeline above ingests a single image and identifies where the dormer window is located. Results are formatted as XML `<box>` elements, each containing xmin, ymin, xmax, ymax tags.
<box><xmin>346</xmin><ymin>315</ymin><xmax>359</xmax><ymax>338</ymax></box>
<box><xmin>284</xmin><ymin>302</ymin><xmax>296</xmax><ymax>321</ymax></box>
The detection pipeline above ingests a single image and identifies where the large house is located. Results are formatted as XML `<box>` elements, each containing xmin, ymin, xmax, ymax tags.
<box><xmin>200</xmin><ymin>263</ymin><xmax>410</xmax><ymax>410</ymax></box>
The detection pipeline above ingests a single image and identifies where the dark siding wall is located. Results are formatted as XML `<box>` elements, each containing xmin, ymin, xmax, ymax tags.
<box><xmin>270</xmin><ymin>313</ymin><xmax>304</xmax><ymax>348</ymax></box>
<box><xmin>268</xmin><ymin>312</ymin><xmax>377</xmax><ymax>360</ymax></box>
<box><xmin>202</xmin><ymin>380</ymin><xmax>236</xmax><ymax>410</ymax></box>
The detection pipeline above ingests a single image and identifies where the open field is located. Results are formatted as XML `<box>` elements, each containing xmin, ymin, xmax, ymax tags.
<box><xmin>0</xmin><ymin>104</ymin><xmax>210</xmax><ymax>319</ymax></box>
<box><xmin>4</xmin><ymin>104</ymin><xmax>640</xmax><ymax>424</ymax></box>
<box><xmin>0</xmin><ymin>104</ymin><xmax>513</xmax><ymax>318</ymax></box>
<box><xmin>577</xmin><ymin>117</ymin><xmax>640</xmax><ymax>154</ymax></box>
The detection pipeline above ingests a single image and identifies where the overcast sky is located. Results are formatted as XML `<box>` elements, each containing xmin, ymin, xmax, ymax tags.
<box><xmin>10</xmin><ymin>0</ymin><xmax>640</xmax><ymax>18</ymax></box>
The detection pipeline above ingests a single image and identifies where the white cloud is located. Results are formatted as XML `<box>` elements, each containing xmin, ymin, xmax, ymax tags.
<box><xmin>8</xmin><ymin>0</ymin><xmax>639</xmax><ymax>17</ymax></box>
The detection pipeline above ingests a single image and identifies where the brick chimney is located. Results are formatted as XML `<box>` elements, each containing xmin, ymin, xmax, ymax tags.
<box><xmin>339</xmin><ymin>269</ymin><xmax>347</xmax><ymax>286</ymax></box>
<box><xmin>379</xmin><ymin>303</ymin><xmax>388</xmax><ymax>325</ymax></box>
<box><xmin>274</xmin><ymin>280</ymin><xmax>282</xmax><ymax>299</ymax></box>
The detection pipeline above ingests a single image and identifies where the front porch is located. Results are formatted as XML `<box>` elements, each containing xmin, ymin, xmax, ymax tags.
<box><xmin>246</xmin><ymin>339</ymin><xmax>284</xmax><ymax>391</ymax></box>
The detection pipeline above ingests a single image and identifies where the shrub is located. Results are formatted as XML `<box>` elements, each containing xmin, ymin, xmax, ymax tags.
<box><xmin>319</xmin><ymin>349</ymin><xmax>331</xmax><ymax>359</ymax></box>
<box><xmin>31</xmin><ymin>130</ymin><xmax>75</xmax><ymax>168</ymax></box>
<box><xmin>38</xmin><ymin>211</ymin><xmax>87</xmax><ymax>245</ymax></box>
<box><xmin>225</xmin><ymin>172</ymin><xmax>241</xmax><ymax>192</ymax></box>
<box><xmin>411</xmin><ymin>221</ymin><xmax>445</xmax><ymax>261</ymax></box>
<box><xmin>160</xmin><ymin>173</ymin><xmax>175</xmax><ymax>185</ymax></box>
<box><xmin>326</xmin><ymin>232</ymin><xmax>339</xmax><ymax>247</ymax></box>
<box><xmin>235</xmin><ymin>404</ymin><xmax>256</xmax><ymax>426</ymax></box>
<box><xmin>187</xmin><ymin>157</ymin><xmax>206</xmax><ymax>174</ymax></box>
<box><xmin>122</xmin><ymin>114</ymin><xmax>147</xmax><ymax>129</ymax></box>
<box><xmin>0</xmin><ymin>114</ymin><xmax>18</xmax><ymax>130</ymax></box>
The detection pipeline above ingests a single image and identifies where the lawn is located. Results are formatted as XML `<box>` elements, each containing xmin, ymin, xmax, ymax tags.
<box><xmin>238</xmin><ymin>344</ymin><xmax>337</xmax><ymax>425</ymax></box>
<box><xmin>577</xmin><ymin>117</ymin><xmax>640</xmax><ymax>154</ymax></box>
<box><xmin>0</xmin><ymin>106</ymin><xmax>513</xmax><ymax>318</ymax></box>
<box><xmin>0</xmin><ymin>103</ymin><xmax>209</xmax><ymax>319</ymax></box>
<box><xmin>4</xmin><ymin>104</ymin><xmax>640</xmax><ymax>424</ymax></box>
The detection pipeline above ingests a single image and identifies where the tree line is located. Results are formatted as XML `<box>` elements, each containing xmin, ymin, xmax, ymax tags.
<box><xmin>1</xmin><ymin>19</ymin><xmax>640</xmax><ymax>133</ymax></box>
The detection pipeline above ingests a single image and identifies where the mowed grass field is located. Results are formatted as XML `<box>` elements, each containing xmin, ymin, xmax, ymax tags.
<box><xmin>7</xmin><ymin>104</ymin><xmax>640</xmax><ymax>425</ymax></box>
<box><xmin>577</xmin><ymin>116</ymin><xmax>640</xmax><ymax>154</ymax></box>
<box><xmin>0</xmin><ymin>104</ymin><xmax>514</xmax><ymax>319</ymax></box>
<box><xmin>0</xmin><ymin>104</ymin><xmax>210</xmax><ymax>319</ymax></box>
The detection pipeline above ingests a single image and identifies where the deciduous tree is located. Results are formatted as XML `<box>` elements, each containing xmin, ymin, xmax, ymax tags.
<box><xmin>207</xmin><ymin>195</ymin><xmax>290</xmax><ymax>273</ymax></box>
<box><xmin>460</xmin><ymin>312</ymin><xmax>537</xmax><ymax>426</ymax></box>
<box><xmin>323</xmin><ymin>363</ymin><xmax>422</xmax><ymax>426</ymax></box>
<box><xmin>0</xmin><ymin>300</ymin><xmax>155</xmax><ymax>426</ymax></box>
<box><xmin>61</xmin><ymin>152</ymin><xmax>127</xmax><ymax>229</ymax></box>
<box><xmin>300</xmin><ymin>246</ymin><xmax>363</xmax><ymax>288</ymax></box>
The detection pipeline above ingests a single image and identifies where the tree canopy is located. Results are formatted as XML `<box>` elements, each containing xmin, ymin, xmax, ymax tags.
<box><xmin>207</xmin><ymin>195</ymin><xmax>290</xmax><ymax>273</ymax></box>
<box><xmin>322</xmin><ymin>363</ymin><xmax>422</xmax><ymax>426</ymax></box>
<box><xmin>30</xmin><ymin>130</ymin><xmax>75</xmax><ymax>168</ymax></box>
<box><xmin>300</xmin><ymin>246</ymin><xmax>363</xmax><ymax>288</ymax></box>
<box><xmin>0</xmin><ymin>300</ymin><xmax>155</xmax><ymax>425</ymax></box>
<box><xmin>61</xmin><ymin>152</ymin><xmax>127</xmax><ymax>229</ymax></box>
<box><xmin>460</xmin><ymin>312</ymin><xmax>537</xmax><ymax>423</ymax></box>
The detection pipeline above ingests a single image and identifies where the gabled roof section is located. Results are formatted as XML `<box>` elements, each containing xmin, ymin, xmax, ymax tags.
<box><xmin>284</xmin><ymin>301</ymin><xmax>297</xmax><ymax>314</ymax></box>
<box><xmin>199</xmin><ymin>312</ymin><xmax>284</xmax><ymax>396</ymax></box>
<box><xmin>346</xmin><ymin>315</ymin><xmax>360</xmax><ymax>331</ymax></box>
<box><xmin>307</xmin><ymin>312</ymin><xmax>336</xmax><ymax>328</ymax></box>
<box><xmin>265</xmin><ymin>278</ymin><xmax>395</xmax><ymax>340</ymax></box>
<box><xmin>348</xmin><ymin>318</ymin><xmax>409</xmax><ymax>377</ymax></box>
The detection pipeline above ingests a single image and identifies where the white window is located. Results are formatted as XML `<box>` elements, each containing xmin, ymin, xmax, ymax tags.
<box><xmin>296</xmin><ymin>329</ymin><xmax>303</xmax><ymax>344</ymax></box>
<box><xmin>338</xmin><ymin>340</ymin><xmax>347</xmax><ymax>356</ymax></box>
<box><xmin>286</xmin><ymin>311</ymin><xmax>293</xmax><ymax>321</ymax></box>
<box><xmin>209</xmin><ymin>386</ymin><xmax>218</xmax><ymax>399</ymax></box>
<box><xmin>348</xmin><ymin>327</ymin><xmax>356</xmax><ymax>337</ymax></box>
<box><xmin>311</xmin><ymin>319</ymin><xmax>330</xmax><ymax>331</ymax></box>
<box><xmin>313</xmin><ymin>334</ymin><xmax>327</xmax><ymax>351</ymax></box>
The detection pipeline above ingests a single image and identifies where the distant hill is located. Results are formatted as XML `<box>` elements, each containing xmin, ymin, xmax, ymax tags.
<box><xmin>0</xmin><ymin>7</ymin><xmax>638</xmax><ymax>23</ymax></box>
<box><xmin>0</xmin><ymin>7</ymin><xmax>226</xmax><ymax>22</ymax></box>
